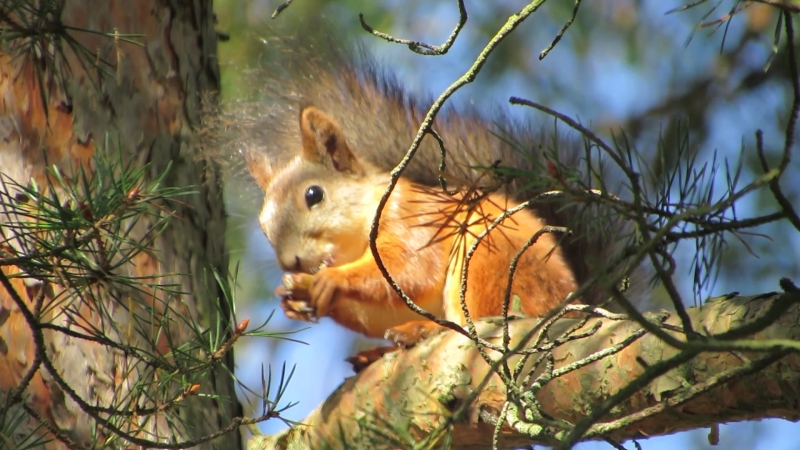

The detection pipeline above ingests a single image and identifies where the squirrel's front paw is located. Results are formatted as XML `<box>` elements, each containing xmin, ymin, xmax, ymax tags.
<box><xmin>277</xmin><ymin>269</ymin><xmax>342</xmax><ymax>320</ymax></box>
<box><xmin>275</xmin><ymin>273</ymin><xmax>316</xmax><ymax>322</ymax></box>
<box><xmin>279</xmin><ymin>297</ymin><xmax>317</xmax><ymax>322</ymax></box>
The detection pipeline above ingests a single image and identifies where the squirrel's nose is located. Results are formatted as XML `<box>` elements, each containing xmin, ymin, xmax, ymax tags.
<box><xmin>279</xmin><ymin>254</ymin><xmax>303</xmax><ymax>272</ymax></box>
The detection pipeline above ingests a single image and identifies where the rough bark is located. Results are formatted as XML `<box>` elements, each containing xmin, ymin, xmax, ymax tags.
<box><xmin>254</xmin><ymin>293</ymin><xmax>800</xmax><ymax>450</ymax></box>
<box><xmin>0</xmin><ymin>1</ymin><xmax>240</xmax><ymax>449</ymax></box>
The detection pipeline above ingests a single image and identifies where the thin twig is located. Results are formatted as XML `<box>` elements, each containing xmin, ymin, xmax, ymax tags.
<box><xmin>270</xmin><ymin>0</ymin><xmax>295</xmax><ymax>19</ymax></box>
<box><xmin>359</xmin><ymin>0</ymin><xmax>467</xmax><ymax>55</ymax></box>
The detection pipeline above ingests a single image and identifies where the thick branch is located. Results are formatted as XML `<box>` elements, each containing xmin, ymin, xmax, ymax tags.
<box><xmin>251</xmin><ymin>293</ymin><xmax>800</xmax><ymax>449</ymax></box>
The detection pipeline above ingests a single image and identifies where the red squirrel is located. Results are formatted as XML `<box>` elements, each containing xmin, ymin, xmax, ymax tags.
<box><xmin>251</xmin><ymin>105</ymin><xmax>577</xmax><ymax>344</ymax></box>
<box><xmin>224</xmin><ymin>32</ymin><xmax>641</xmax><ymax>370</ymax></box>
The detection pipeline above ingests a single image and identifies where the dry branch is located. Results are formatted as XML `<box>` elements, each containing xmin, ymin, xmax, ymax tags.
<box><xmin>252</xmin><ymin>292</ymin><xmax>800</xmax><ymax>450</ymax></box>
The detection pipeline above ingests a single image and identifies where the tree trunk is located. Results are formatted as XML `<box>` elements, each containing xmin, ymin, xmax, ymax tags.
<box><xmin>0</xmin><ymin>1</ymin><xmax>241</xmax><ymax>449</ymax></box>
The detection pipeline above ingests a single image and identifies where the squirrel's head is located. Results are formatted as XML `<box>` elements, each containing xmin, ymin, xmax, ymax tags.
<box><xmin>248</xmin><ymin>106</ymin><xmax>385</xmax><ymax>273</ymax></box>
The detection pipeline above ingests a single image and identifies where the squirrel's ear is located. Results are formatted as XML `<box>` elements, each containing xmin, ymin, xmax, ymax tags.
<box><xmin>299</xmin><ymin>106</ymin><xmax>364</xmax><ymax>175</ymax></box>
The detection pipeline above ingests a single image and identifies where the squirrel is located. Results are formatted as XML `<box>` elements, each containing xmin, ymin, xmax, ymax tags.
<box><xmin>213</xmin><ymin>26</ymin><xmax>644</xmax><ymax>371</ymax></box>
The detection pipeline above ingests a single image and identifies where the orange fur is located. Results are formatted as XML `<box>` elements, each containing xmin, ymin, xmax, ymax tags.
<box><xmin>255</xmin><ymin>106</ymin><xmax>579</xmax><ymax>369</ymax></box>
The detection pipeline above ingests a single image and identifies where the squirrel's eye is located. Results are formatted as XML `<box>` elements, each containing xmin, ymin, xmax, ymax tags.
<box><xmin>304</xmin><ymin>185</ymin><xmax>324</xmax><ymax>208</ymax></box>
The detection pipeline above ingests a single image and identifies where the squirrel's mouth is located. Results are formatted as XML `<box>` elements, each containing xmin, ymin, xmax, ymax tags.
<box><xmin>308</xmin><ymin>255</ymin><xmax>334</xmax><ymax>274</ymax></box>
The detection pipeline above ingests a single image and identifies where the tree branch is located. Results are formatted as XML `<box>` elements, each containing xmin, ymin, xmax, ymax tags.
<box><xmin>252</xmin><ymin>292</ymin><xmax>800</xmax><ymax>449</ymax></box>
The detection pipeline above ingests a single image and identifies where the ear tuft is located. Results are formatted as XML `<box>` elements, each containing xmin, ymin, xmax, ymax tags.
<box><xmin>245</xmin><ymin>151</ymin><xmax>274</xmax><ymax>190</ymax></box>
<box><xmin>299</xmin><ymin>106</ymin><xmax>363</xmax><ymax>175</ymax></box>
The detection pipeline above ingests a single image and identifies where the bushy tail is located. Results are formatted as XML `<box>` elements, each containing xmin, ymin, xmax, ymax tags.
<box><xmin>206</xmin><ymin>20</ymin><xmax>650</xmax><ymax>309</ymax></box>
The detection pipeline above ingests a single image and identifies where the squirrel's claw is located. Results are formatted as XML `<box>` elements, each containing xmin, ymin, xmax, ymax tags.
<box><xmin>384</xmin><ymin>320</ymin><xmax>444</xmax><ymax>348</ymax></box>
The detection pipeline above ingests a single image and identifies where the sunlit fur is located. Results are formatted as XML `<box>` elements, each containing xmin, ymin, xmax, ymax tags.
<box><xmin>251</xmin><ymin>107</ymin><xmax>578</xmax><ymax>339</ymax></box>
<box><xmin>207</xmin><ymin>25</ymin><xmax>646</xmax><ymax>313</ymax></box>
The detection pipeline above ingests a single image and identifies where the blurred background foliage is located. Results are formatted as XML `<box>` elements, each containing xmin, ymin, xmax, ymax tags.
<box><xmin>213</xmin><ymin>1</ymin><xmax>799</xmax><ymax>448</ymax></box>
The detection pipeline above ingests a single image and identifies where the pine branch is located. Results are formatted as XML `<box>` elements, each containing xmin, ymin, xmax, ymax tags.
<box><xmin>254</xmin><ymin>292</ymin><xmax>800</xmax><ymax>450</ymax></box>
